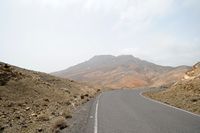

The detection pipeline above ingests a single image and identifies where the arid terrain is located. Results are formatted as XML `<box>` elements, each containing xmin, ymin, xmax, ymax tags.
<box><xmin>0</xmin><ymin>62</ymin><xmax>98</xmax><ymax>133</ymax></box>
<box><xmin>52</xmin><ymin>55</ymin><xmax>190</xmax><ymax>89</ymax></box>
<box><xmin>0</xmin><ymin>58</ymin><xmax>198</xmax><ymax>133</ymax></box>
<box><xmin>145</xmin><ymin>62</ymin><xmax>200</xmax><ymax>115</ymax></box>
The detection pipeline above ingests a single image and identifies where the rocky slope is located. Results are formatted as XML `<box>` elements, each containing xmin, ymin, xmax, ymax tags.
<box><xmin>151</xmin><ymin>66</ymin><xmax>190</xmax><ymax>87</ymax></box>
<box><xmin>145</xmin><ymin>62</ymin><xmax>200</xmax><ymax>115</ymax></box>
<box><xmin>52</xmin><ymin>55</ymin><xmax>190</xmax><ymax>89</ymax></box>
<box><xmin>0</xmin><ymin>62</ymin><xmax>97</xmax><ymax>133</ymax></box>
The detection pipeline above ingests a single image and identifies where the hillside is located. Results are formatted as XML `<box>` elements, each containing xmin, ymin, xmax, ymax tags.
<box><xmin>145</xmin><ymin>62</ymin><xmax>200</xmax><ymax>114</ymax></box>
<box><xmin>151</xmin><ymin>66</ymin><xmax>190</xmax><ymax>87</ymax></box>
<box><xmin>52</xmin><ymin>55</ymin><xmax>190</xmax><ymax>89</ymax></box>
<box><xmin>0</xmin><ymin>62</ymin><xmax>97</xmax><ymax>133</ymax></box>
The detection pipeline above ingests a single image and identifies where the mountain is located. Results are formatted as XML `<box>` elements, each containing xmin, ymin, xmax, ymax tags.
<box><xmin>145</xmin><ymin>62</ymin><xmax>200</xmax><ymax>115</ymax></box>
<box><xmin>0</xmin><ymin>62</ymin><xmax>97</xmax><ymax>133</ymax></box>
<box><xmin>52</xmin><ymin>55</ymin><xmax>190</xmax><ymax>89</ymax></box>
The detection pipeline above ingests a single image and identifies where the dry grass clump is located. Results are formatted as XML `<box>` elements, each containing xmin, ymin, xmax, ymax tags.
<box><xmin>51</xmin><ymin>116</ymin><xmax>68</xmax><ymax>133</ymax></box>
<box><xmin>61</xmin><ymin>109</ymin><xmax>72</xmax><ymax>119</ymax></box>
<box><xmin>37</xmin><ymin>113</ymin><xmax>50</xmax><ymax>121</ymax></box>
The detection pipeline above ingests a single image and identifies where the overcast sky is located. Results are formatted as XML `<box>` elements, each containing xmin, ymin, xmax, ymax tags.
<box><xmin>0</xmin><ymin>0</ymin><xmax>200</xmax><ymax>72</ymax></box>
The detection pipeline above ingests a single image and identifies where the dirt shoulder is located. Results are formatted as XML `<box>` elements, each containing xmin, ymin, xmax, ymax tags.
<box><xmin>60</xmin><ymin>98</ymin><xmax>95</xmax><ymax>133</ymax></box>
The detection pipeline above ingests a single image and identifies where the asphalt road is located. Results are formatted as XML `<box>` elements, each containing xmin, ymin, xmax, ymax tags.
<box><xmin>85</xmin><ymin>89</ymin><xmax>200</xmax><ymax>133</ymax></box>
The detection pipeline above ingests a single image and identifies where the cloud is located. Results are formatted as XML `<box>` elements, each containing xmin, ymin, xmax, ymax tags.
<box><xmin>113</xmin><ymin>0</ymin><xmax>174</xmax><ymax>31</ymax></box>
<box><xmin>20</xmin><ymin>0</ymin><xmax>83</xmax><ymax>9</ymax></box>
<box><xmin>118</xmin><ymin>32</ymin><xmax>200</xmax><ymax>66</ymax></box>
<box><xmin>0</xmin><ymin>0</ymin><xmax>200</xmax><ymax>72</ymax></box>
<box><xmin>19</xmin><ymin>0</ymin><xmax>174</xmax><ymax>31</ymax></box>
<box><xmin>182</xmin><ymin>0</ymin><xmax>200</xmax><ymax>10</ymax></box>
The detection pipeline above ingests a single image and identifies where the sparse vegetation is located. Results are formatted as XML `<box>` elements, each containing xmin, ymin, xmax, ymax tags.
<box><xmin>0</xmin><ymin>62</ymin><xmax>97</xmax><ymax>133</ymax></box>
<box><xmin>61</xmin><ymin>109</ymin><xmax>72</xmax><ymax>119</ymax></box>
<box><xmin>51</xmin><ymin>116</ymin><xmax>68</xmax><ymax>133</ymax></box>
<box><xmin>37</xmin><ymin>113</ymin><xmax>50</xmax><ymax>121</ymax></box>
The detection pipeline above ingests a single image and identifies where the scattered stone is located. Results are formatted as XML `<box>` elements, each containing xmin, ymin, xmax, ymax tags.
<box><xmin>37</xmin><ymin>114</ymin><xmax>49</xmax><ymax>121</ymax></box>
<box><xmin>65</xmin><ymin>101</ymin><xmax>71</xmax><ymax>106</ymax></box>
<box><xmin>21</xmin><ymin>124</ymin><xmax>28</xmax><ymax>128</ymax></box>
<box><xmin>31</xmin><ymin>113</ymin><xmax>37</xmax><ymax>117</ymax></box>
<box><xmin>43</xmin><ymin>98</ymin><xmax>49</xmax><ymax>102</ymax></box>
<box><xmin>0</xmin><ymin>62</ymin><xmax>97</xmax><ymax>132</ymax></box>
<box><xmin>37</xmin><ymin>128</ymin><xmax>43</xmax><ymax>132</ymax></box>
<box><xmin>7</xmin><ymin>102</ymin><xmax>14</xmax><ymax>107</ymax></box>
<box><xmin>80</xmin><ymin>95</ymin><xmax>84</xmax><ymax>99</ymax></box>
<box><xmin>61</xmin><ymin>111</ymin><xmax>72</xmax><ymax>119</ymax></box>
<box><xmin>0</xmin><ymin>126</ymin><xmax>5</xmax><ymax>132</ymax></box>
<box><xmin>43</xmin><ymin>104</ymin><xmax>48</xmax><ymax>107</ymax></box>
<box><xmin>25</xmin><ymin>107</ymin><xmax>30</xmax><ymax>111</ymax></box>
<box><xmin>84</xmin><ymin>94</ymin><xmax>89</xmax><ymax>97</ymax></box>
<box><xmin>51</xmin><ymin>116</ymin><xmax>68</xmax><ymax>132</ymax></box>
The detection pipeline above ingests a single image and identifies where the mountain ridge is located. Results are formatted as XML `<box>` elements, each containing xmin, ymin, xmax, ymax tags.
<box><xmin>52</xmin><ymin>55</ymin><xmax>190</xmax><ymax>89</ymax></box>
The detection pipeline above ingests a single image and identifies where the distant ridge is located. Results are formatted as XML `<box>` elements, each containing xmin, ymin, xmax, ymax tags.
<box><xmin>52</xmin><ymin>55</ymin><xmax>190</xmax><ymax>89</ymax></box>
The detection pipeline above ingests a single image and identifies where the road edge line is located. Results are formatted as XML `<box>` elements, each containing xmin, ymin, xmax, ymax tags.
<box><xmin>140</xmin><ymin>92</ymin><xmax>200</xmax><ymax>118</ymax></box>
<box><xmin>94</xmin><ymin>94</ymin><xmax>101</xmax><ymax>133</ymax></box>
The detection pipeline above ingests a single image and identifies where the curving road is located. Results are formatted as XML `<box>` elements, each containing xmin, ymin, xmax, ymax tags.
<box><xmin>85</xmin><ymin>89</ymin><xmax>200</xmax><ymax>133</ymax></box>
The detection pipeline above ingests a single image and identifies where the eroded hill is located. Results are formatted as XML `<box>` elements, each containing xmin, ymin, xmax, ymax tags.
<box><xmin>0</xmin><ymin>62</ymin><xmax>97</xmax><ymax>133</ymax></box>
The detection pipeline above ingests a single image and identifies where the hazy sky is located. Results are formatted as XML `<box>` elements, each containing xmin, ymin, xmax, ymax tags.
<box><xmin>0</xmin><ymin>0</ymin><xmax>200</xmax><ymax>72</ymax></box>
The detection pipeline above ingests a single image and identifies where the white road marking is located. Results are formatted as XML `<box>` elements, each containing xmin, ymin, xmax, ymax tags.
<box><xmin>94</xmin><ymin>94</ymin><xmax>101</xmax><ymax>133</ymax></box>
<box><xmin>140</xmin><ymin>92</ymin><xmax>200</xmax><ymax>118</ymax></box>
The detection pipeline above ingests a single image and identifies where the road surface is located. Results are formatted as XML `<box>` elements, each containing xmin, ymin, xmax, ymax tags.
<box><xmin>85</xmin><ymin>89</ymin><xmax>200</xmax><ymax>133</ymax></box>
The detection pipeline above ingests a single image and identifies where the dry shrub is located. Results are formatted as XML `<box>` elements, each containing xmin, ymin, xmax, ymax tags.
<box><xmin>51</xmin><ymin>116</ymin><xmax>68</xmax><ymax>132</ymax></box>
<box><xmin>80</xmin><ymin>95</ymin><xmax>84</xmax><ymax>99</ymax></box>
<box><xmin>61</xmin><ymin>109</ymin><xmax>72</xmax><ymax>119</ymax></box>
<box><xmin>37</xmin><ymin>113</ymin><xmax>50</xmax><ymax>121</ymax></box>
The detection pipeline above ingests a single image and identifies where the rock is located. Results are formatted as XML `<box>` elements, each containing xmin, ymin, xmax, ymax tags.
<box><xmin>25</xmin><ymin>107</ymin><xmax>30</xmax><ymax>111</ymax></box>
<box><xmin>51</xmin><ymin>116</ymin><xmax>68</xmax><ymax>132</ymax></box>
<box><xmin>80</xmin><ymin>95</ymin><xmax>84</xmax><ymax>99</ymax></box>
<box><xmin>37</xmin><ymin>128</ymin><xmax>43</xmax><ymax>132</ymax></box>
<box><xmin>31</xmin><ymin>113</ymin><xmax>37</xmax><ymax>117</ymax></box>
<box><xmin>43</xmin><ymin>98</ymin><xmax>49</xmax><ymax>102</ymax></box>
<box><xmin>7</xmin><ymin>102</ymin><xmax>14</xmax><ymax>107</ymax></box>
<box><xmin>0</xmin><ymin>126</ymin><xmax>5</xmax><ymax>132</ymax></box>
<box><xmin>22</xmin><ymin>124</ymin><xmax>28</xmax><ymax>128</ymax></box>
<box><xmin>15</xmin><ymin>116</ymin><xmax>20</xmax><ymax>119</ymax></box>
<box><xmin>37</xmin><ymin>114</ymin><xmax>50</xmax><ymax>121</ymax></box>
<box><xmin>65</xmin><ymin>101</ymin><xmax>71</xmax><ymax>106</ymax></box>
<box><xmin>84</xmin><ymin>94</ymin><xmax>89</xmax><ymax>97</ymax></box>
